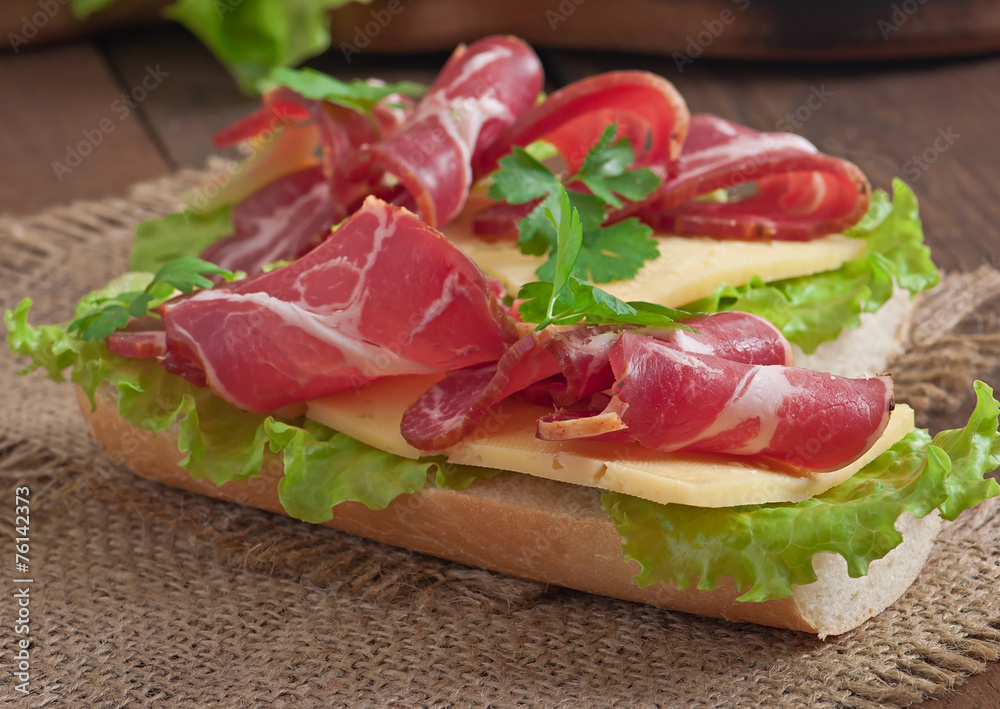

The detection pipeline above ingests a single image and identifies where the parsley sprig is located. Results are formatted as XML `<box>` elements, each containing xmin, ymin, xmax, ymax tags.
<box><xmin>517</xmin><ymin>188</ymin><xmax>690</xmax><ymax>330</ymax></box>
<box><xmin>264</xmin><ymin>67</ymin><xmax>426</xmax><ymax>117</ymax></box>
<box><xmin>489</xmin><ymin>124</ymin><xmax>662</xmax><ymax>284</ymax></box>
<box><xmin>67</xmin><ymin>258</ymin><xmax>232</xmax><ymax>341</ymax></box>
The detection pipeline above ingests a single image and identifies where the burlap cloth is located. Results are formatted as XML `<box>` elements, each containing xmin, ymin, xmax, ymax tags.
<box><xmin>2</xmin><ymin>166</ymin><xmax>1000</xmax><ymax>708</ymax></box>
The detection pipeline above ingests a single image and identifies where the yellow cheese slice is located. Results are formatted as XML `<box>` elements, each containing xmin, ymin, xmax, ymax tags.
<box><xmin>441</xmin><ymin>198</ymin><xmax>867</xmax><ymax>308</ymax></box>
<box><xmin>307</xmin><ymin>374</ymin><xmax>913</xmax><ymax>509</ymax></box>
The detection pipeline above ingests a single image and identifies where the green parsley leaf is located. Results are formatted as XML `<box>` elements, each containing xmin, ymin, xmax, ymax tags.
<box><xmin>516</xmin><ymin>187</ymin><xmax>689</xmax><ymax>330</ymax></box>
<box><xmin>264</xmin><ymin>67</ymin><xmax>426</xmax><ymax>116</ymax></box>
<box><xmin>489</xmin><ymin>148</ymin><xmax>561</xmax><ymax>205</ymax></box>
<box><xmin>66</xmin><ymin>258</ymin><xmax>233</xmax><ymax>341</ymax></box>
<box><xmin>153</xmin><ymin>257</ymin><xmax>233</xmax><ymax>292</ymax></box>
<box><xmin>489</xmin><ymin>123</ymin><xmax>662</xmax><ymax>284</ymax></box>
<box><xmin>576</xmin><ymin>125</ymin><xmax>662</xmax><ymax>209</ymax></box>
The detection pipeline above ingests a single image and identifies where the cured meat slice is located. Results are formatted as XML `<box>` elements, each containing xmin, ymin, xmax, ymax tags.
<box><xmin>535</xmin><ymin>395</ymin><xmax>633</xmax><ymax>443</ymax></box>
<box><xmin>105</xmin><ymin>331</ymin><xmax>166</xmax><ymax>359</ymax></box>
<box><xmin>200</xmin><ymin>165</ymin><xmax>339</xmax><ymax>276</ymax></box>
<box><xmin>211</xmin><ymin>91</ymin><xmax>313</xmax><ymax>147</ymax></box>
<box><xmin>160</xmin><ymin>349</ymin><xmax>208</xmax><ymax>388</ymax></box>
<box><xmin>473</xmin><ymin>70</ymin><xmax>690</xmax><ymax>178</ymax></box>
<box><xmin>203</xmin><ymin>83</ymin><xmax>417</xmax><ymax>274</ymax></box>
<box><xmin>401</xmin><ymin>337</ymin><xmax>561</xmax><ymax>451</ymax></box>
<box><xmin>630</xmin><ymin>114</ymin><xmax>871</xmax><ymax>240</ymax></box>
<box><xmin>608</xmin><ymin>331</ymin><xmax>893</xmax><ymax>470</ymax></box>
<box><xmin>347</xmin><ymin>36</ymin><xmax>543</xmax><ymax>227</ymax></box>
<box><xmin>162</xmin><ymin>197</ymin><xmax>518</xmax><ymax>413</ymax></box>
<box><xmin>402</xmin><ymin>312</ymin><xmax>792</xmax><ymax>451</ymax></box>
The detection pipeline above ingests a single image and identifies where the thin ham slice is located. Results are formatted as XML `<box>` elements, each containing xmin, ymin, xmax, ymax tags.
<box><xmin>202</xmin><ymin>84</ymin><xmax>418</xmax><ymax>276</ymax></box>
<box><xmin>605</xmin><ymin>331</ymin><xmax>893</xmax><ymax>470</ymax></box>
<box><xmin>162</xmin><ymin>197</ymin><xmax>518</xmax><ymax>413</ymax></box>
<box><xmin>628</xmin><ymin>114</ymin><xmax>871</xmax><ymax>240</ymax></box>
<box><xmin>211</xmin><ymin>91</ymin><xmax>313</xmax><ymax>148</ymax></box>
<box><xmin>400</xmin><ymin>336</ymin><xmax>562</xmax><ymax>452</ymax></box>
<box><xmin>200</xmin><ymin>165</ymin><xmax>339</xmax><ymax>276</ymax></box>
<box><xmin>473</xmin><ymin>70</ymin><xmax>690</xmax><ymax>178</ymax></box>
<box><xmin>401</xmin><ymin>312</ymin><xmax>791</xmax><ymax>451</ymax></box>
<box><xmin>346</xmin><ymin>36</ymin><xmax>543</xmax><ymax>227</ymax></box>
<box><xmin>106</xmin><ymin>331</ymin><xmax>166</xmax><ymax>359</ymax></box>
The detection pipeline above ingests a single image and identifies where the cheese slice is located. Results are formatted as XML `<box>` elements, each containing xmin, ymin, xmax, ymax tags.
<box><xmin>307</xmin><ymin>375</ymin><xmax>913</xmax><ymax>509</ymax></box>
<box><xmin>441</xmin><ymin>197</ymin><xmax>867</xmax><ymax>308</ymax></box>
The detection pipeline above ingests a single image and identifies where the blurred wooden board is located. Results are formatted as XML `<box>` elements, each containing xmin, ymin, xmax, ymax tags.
<box><xmin>0</xmin><ymin>42</ymin><xmax>169</xmax><ymax>215</ymax></box>
<box><xmin>99</xmin><ymin>25</ymin><xmax>445</xmax><ymax>170</ymax></box>
<box><xmin>7</xmin><ymin>0</ymin><xmax>1000</xmax><ymax>63</ymax></box>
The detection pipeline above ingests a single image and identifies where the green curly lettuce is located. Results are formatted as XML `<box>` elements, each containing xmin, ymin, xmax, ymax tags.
<box><xmin>686</xmin><ymin>179</ymin><xmax>939</xmax><ymax>353</ymax></box>
<box><xmin>131</xmin><ymin>208</ymin><xmax>234</xmax><ymax>274</ymax></box>
<box><xmin>73</xmin><ymin>0</ymin><xmax>370</xmax><ymax>94</ymax></box>
<box><xmin>8</xmin><ymin>273</ymin><xmax>998</xmax><ymax>601</ymax></box>
<box><xmin>6</xmin><ymin>290</ymin><xmax>497</xmax><ymax>524</ymax></box>
<box><xmin>602</xmin><ymin>381</ymin><xmax>1000</xmax><ymax>602</ymax></box>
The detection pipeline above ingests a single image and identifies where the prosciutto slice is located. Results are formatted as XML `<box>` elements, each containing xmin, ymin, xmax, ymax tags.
<box><xmin>347</xmin><ymin>36</ymin><xmax>543</xmax><ymax>228</ymax></box>
<box><xmin>211</xmin><ymin>91</ymin><xmax>313</xmax><ymax>148</ymax></box>
<box><xmin>473</xmin><ymin>70</ymin><xmax>690</xmax><ymax>178</ymax></box>
<box><xmin>106</xmin><ymin>331</ymin><xmax>166</xmax><ymax>359</ymax></box>
<box><xmin>162</xmin><ymin>197</ymin><xmax>518</xmax><ymax>413</ymax></box>
<box><xmin>200</xmin><ymin>165</ymin><xmax>339</xmax><ymax>275</ymax></box>
<box><xmin>400</xmin><ymin>336</ymin><xmax>562</xmax><ymax>451</ymax></box>
<box><xmin>629</xmin><ymin>114</ymin><xmax>871</xmax><ymax>240</ymax></box>
<box><xmin>605</xmin><ymin>331</ymin><xmax>893</xmax><ymax>470</ymax></box>
<box><xmin>401</xmin><ymin>312</ymin><xmax>791</xmax><ymax>451</ymax></box>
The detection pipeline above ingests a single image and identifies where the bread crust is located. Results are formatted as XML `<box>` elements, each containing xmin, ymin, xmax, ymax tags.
<box><xmin>77</xmin><ymin>384</ymin><xmax>941</xmax><ymax>637</ymax></box>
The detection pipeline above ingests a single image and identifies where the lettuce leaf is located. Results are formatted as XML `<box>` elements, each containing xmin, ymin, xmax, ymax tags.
<box><xmin>602</xmin><ymin>381</ymin><xmax>1000</xmax><ymax>602</ymax></box>
<box><xmin>131</xmin><ymin>208</ymin><xmax>234</xmax><ymax>273</ymax></box>
<box><xmin>5</xmin><ymin>298</ymin><xmax>85</xmax><ymax>380</ymax></box>
<box><xmin>9</xmin><ymin>282</ymin><xmax>998</xmax><ymax>601</ymax></box>
<box><xmin>164</xmin><ymin>0</ymin><xmax>369</xmax><ymax>93</ymax></box>
<box><xmin>72</xmin><ymin>1</ymin><xmax>368</xmax><ymax>93</ymax></box>
<box><xmin>686</xmin><ymin>179</ymin><xmax>940</xmax><ymax>353</ymax></box>
<box><xmin>263</xmin><ymin>67</ymin><xmax>426</xmax><ymax>114</ymax></box>
<box><xmin>5</xmin><ymin>296</ymin><xmax>444</xmax><ymax>521</ymax></box>
<box><xmin>70</xmin><ymin>0</ymin><xmax>117</xmax><ymax>18</ymax></box>
<box><xmin>267</xmin><ymin>418</ymin><xmax>433</xmax><ymax>524</ymax></box>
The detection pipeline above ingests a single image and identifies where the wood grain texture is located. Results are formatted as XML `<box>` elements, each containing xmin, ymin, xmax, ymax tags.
<box><xmin>98</xmin><ymin>25</ymin><xmax>445</xmax><ymax>170</ymax></box>
<box><xmin>327</xmin><ymin>0</ymin><xmax>1000</xmax><ymax>62</ymax></box>
<box><xmin>5</xmin><ymin>0</ymin><xmax>1000</xmax><ymax>62</ymax></box>
<box><xmin>0</xmin><ymin>41</ymin><xmax>169</xmax><ymax>215</ymax></box>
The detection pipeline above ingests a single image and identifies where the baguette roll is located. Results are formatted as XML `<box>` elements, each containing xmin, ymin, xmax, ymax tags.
<box><xmin>78</xmin><ymin>384</ymin><xmax>941</xmax><ymax>638</ymax></box>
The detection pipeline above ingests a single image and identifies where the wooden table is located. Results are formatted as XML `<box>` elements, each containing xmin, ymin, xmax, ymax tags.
<box><xmin>1</xmin><ymin>22</ymin><xmax>997</xmax><ymax>708</ymax></box>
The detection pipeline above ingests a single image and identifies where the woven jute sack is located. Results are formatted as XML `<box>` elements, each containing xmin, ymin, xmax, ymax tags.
<box><xmin>1</xmin><ymin>168</ymin><xmax>999</xmax><ymax>708</ymax></box>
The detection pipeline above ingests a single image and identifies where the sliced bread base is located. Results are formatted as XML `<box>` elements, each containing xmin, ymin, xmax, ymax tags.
<box><xmin>78</xmin><ymin>384</ymin><xmax>940</xmax><ymax>637</ymax></box>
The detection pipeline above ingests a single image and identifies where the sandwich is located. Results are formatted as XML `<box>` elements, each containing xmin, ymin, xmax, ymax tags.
<box><xmin>6</xmin><ymin>36</ymin><xmax>999</xmax><ymax>637</ymax></box>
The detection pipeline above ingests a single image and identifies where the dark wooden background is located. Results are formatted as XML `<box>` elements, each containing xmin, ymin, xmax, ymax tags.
<box><xmin>1</xmin><ymin>20</ymin><xmax>998</xmax><ymax>708</ymax></box>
